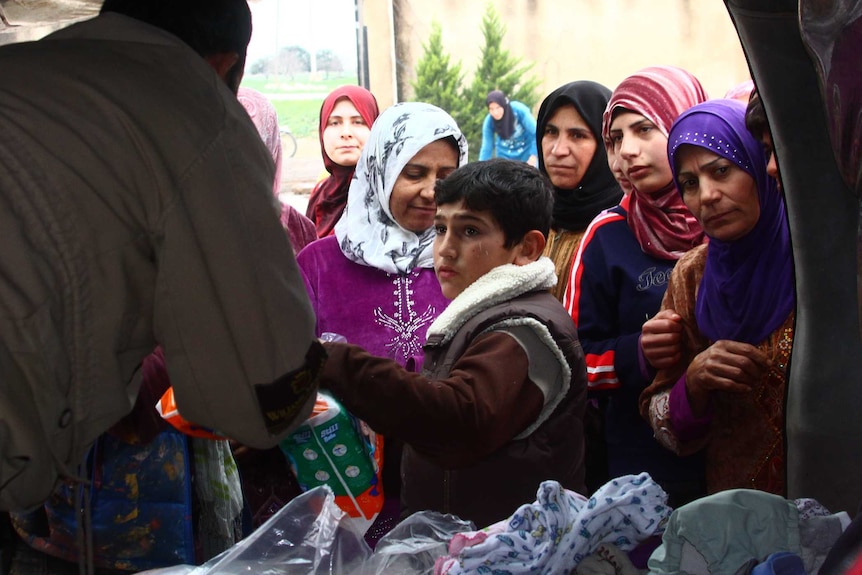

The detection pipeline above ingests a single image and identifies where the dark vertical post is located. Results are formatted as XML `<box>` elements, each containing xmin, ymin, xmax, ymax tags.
<box><xmin>725</xmin><ymin>0</ymin><xmax>862</xmax><ymax>513</ymax></box>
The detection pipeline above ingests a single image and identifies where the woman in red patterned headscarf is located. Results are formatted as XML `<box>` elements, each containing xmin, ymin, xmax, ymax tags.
<box><xmin>305</xmin><ymin>85</ymin><xmax>380</xmax><ymax>238</ymax></box>
<box><xmin>601</xmin><ymin>66</ymin><xmax>708</xmax><ymax>261</ymax></box>
<box><xmin>563</xmin><ymin>66</ymin><xmax>708</xmax><ymax>507</ymax></box>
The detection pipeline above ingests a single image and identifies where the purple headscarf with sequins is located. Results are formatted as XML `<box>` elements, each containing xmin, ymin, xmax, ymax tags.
<box><xmin>668</xmin><ymin>99</ymin><xmax>795</xmax><ymax>345</ymax></box>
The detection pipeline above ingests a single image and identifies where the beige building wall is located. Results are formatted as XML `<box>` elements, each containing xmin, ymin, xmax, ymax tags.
<box><xmin>359</xmin><ymin>0</ymin><xmax>398</xmax><ymax>106</ymax></box>
<box><xmin>359</xmin><ymin>0</ymin><xmax>750</xmax><ymax>111</ymax></box>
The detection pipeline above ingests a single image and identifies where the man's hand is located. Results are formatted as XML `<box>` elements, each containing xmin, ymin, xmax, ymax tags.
<box><xmin>641</xmin><ymin>309</ymin><xmax>683</xmax><ymax>369</ymax></box>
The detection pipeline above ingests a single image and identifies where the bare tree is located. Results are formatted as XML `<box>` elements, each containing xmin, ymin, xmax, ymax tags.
<box><xmin>277</xmin><ymin>45</ymin><xmax>311</xmax><ymax>79</ymax></box>
<box><xmin>315</xmin><ymin>49</ymin><xmax>343</xmax><ymax>79</ymax></box>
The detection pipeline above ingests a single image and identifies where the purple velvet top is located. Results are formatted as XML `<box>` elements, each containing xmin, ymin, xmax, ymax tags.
<box><xmin>281</xmin><ymin>203</ymin><xmax>317</xmax><ymax>254</ymax></box>
<box><xmin>296</xmin><ymin>235</ymin><xmax>449</xmax><ymax>372</ymax></box>
<box><xmin>668</xmin><ymin>375</ymin><xmax>715</xmax><ymax>442</ymax></box>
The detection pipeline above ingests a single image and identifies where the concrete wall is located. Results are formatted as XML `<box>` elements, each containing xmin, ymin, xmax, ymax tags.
<box><xmin>359</xmin><ymin>0</ymin><xmax>398</xmax><ymax>105</ymax></box>
<box><xmin>359</xmin><ymin>0</ymin><xmax>750</xmax><ymax>111</ymax></box>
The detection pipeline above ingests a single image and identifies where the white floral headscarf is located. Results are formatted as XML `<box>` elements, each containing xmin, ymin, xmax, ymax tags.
<box><xmin>334</xmin><ymin>102</ymin><xmax>468</xmax><ymax>274</ymax></box>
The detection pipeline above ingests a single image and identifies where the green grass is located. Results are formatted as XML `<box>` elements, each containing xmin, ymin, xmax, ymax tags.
<box><xmin>272</xmin><ymin>99</ymin><xmax>323</xmax><ymax>139</ymax></box>
<box><xmin>241</xmin><ymin>73</ymin><xmax>359</xmax><ymax>138</ymax></box>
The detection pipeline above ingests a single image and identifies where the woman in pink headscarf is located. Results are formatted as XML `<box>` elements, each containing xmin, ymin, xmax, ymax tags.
<box><xmin>234</xmin><ymin>88</ymin><xmax>317</xmax><ymax>528</ymax></box>
<box><xmin>238</xmin><ymin>87</ymin><xmax>317</xmax><ymax>253</ymax></box>
<box><xmin>563</xmin><ymin>66</ymin><xmax>708</xmax><ymax>506</ymax></box>
<box><xmin>305</xmin><ymin>85</ymin><xmax>380</xmax><ymax>238</ymax></box>
<box><xmin>723</xmin><ymin>79</ymin><xmax>755</xmax><ymax>103</ymax></box>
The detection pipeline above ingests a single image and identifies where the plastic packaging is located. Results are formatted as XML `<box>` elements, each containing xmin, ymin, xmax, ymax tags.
<box><xmin>365</xmin><ymin>511</ymin><xmax>476</xmax><ymax>574</ymax></box>
<box><xmin>156</xmin><ymin>387</ymin><xmax>226</xmax><ymax>440</ymax></box>
<box><xmin>137</xmin><ymin>485</ymin><xmax>473</xmax><ymax>575</ymax></box>
<box><xmin>138</xmin><ymin>485</ymin><xmax>372</xmax><ymax>574</ymax></box>
<box><xmin>279</xmin><ymin>392</ymin><xmax>384</xmax><ymax>531</ymax></box>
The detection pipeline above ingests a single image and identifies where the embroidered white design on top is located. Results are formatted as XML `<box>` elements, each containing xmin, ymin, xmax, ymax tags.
<box><xmin>374</xmin><ymin>271</ymin><xmax>436</xmax><ymax>363</ymax></box>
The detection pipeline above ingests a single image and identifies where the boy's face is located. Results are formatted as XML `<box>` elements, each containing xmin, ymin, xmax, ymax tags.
<box><xmin>433</xmin><ymin>200</ymin><xmax>522</xmax><ymax>299</ymax></box>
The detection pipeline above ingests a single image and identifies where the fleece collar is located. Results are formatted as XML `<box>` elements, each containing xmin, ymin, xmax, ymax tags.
<box><xmin>426</xmin><ymin>257</ymin><xmax>557</xmax><ymax>345</ymax></box>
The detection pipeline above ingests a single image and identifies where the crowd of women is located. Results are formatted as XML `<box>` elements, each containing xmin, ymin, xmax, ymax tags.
<box><xmin>293</xmin><ymin>65</ymin><xmax>796</xmax><ymax>548</ymax></box>
<box><xmin>9</xmin><ymin>62</ymin><xmax>801</xmax><ymax>573</ymax></box>
<box><xmin>266</xmin><ymin>66</ymin><xmax>795</xmax><ymax>557</ymax></box>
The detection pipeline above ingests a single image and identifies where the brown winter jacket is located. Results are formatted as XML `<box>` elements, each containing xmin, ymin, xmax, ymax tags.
<box><xmin>321</xmin><ymin>258</ymin><xmax>587</xmax><ymax>527</ymax></box>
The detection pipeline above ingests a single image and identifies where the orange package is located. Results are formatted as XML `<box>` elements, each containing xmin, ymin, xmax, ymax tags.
<box><xmin>156</xmin><ymin>387</ymin><xmax>227</xmax><ymax>440</ymax></box>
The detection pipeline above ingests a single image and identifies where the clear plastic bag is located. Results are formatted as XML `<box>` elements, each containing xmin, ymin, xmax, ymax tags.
<box><xmin>138</xmin><ymin>485</ymin><xmax>474</xmax><ymax>575</ymax></box>
<box><xmin>365</xmin><ymin>511</ymin><xmax>476</xmax><ymax>575</ymax></box>
<box><xmin>139</xmin><ymin>486</ymin><xmax>369</xmax><ymax>574</ymax></box>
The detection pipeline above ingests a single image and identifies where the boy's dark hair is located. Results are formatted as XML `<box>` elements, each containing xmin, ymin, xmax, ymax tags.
<box><xmin>435</xmin><ymin>158</ymin><xmax>553</xmax><ymax>248</ymax></box>
<box><xmin>745</xmin><ymin>89</ymin><xmax>769</xmax><ymax>140</ymax></box>
<box><xmin>100</xmin><ymin>0</ymin><xmax>252</xmax><ymax>61</ymax></box>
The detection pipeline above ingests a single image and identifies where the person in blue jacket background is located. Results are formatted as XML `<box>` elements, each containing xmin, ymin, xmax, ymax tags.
<box><xmin>479</xmin><ymin>90</ymin><xmax>538</xmax><ymax>166</ymax></box>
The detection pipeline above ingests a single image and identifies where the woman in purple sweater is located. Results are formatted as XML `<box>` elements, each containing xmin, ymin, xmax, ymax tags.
<box><xmin>296</xmin><ymin>102</ymin><xmax>467</xmax><ymax>543</ymax></box>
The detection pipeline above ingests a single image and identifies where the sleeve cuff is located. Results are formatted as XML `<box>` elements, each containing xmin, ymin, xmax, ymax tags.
<box><xmin>668</xmin><ymin>374</ymin><xmax>713</xmax><ymax>442</ymax></box>
<box><xmin>637</xmin><ymin>334</ymin><xmax>658</xmax><ymax>381</ymax></box>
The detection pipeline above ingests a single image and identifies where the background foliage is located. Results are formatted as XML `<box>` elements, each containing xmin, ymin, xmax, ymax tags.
<box><xmin>242</xmin><ymin>2</ymin><xmax>541</xmax><ymax>149</ymax></box>
<box><xmin>250</xmin><ymin>46</ymin><xmax>345</xmax><ymax>79</ymax></box>
<box><xmin>412</xmin><ymin>4</ymin><xmax>542</xmax><ymax>160</ymax></box>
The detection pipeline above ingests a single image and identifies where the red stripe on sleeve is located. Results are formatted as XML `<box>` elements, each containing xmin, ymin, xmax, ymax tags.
<box><xmin>564</xmin><ymin>211</ymin><xmax>626</xmax><ymax>326</ymax></box>
<box><xmin>585</xmin><ymin>350</ymin><xmax>620</xmax><ymax>389</ymax></box>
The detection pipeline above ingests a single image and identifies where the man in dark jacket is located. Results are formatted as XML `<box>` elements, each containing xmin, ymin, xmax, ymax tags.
<box><xmin>0</xmin><ymin>0</ymin><xmax>321</xmax><ymax>514</ymax></box>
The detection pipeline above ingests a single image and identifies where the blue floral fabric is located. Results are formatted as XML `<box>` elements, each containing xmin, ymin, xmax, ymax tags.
<box><xmin>437</xmin><ymin>473</ymin><xmax>670</xmax><ymax>574</ymax></box>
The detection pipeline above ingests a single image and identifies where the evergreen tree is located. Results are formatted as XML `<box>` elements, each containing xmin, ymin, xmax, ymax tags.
<box><xmin>411</xmin><ymin>21</ymin><xmax>468</xmax><ymax>129</ymax></box>
<box><xmin>461</xmin><ymin>4</ymin><xmax>542</xmax><ymax>160</ymax></box>
<box><xmin>410</xmin><ymin>7</ymin><xmax>541</xmax><ymax>162</ymax></box>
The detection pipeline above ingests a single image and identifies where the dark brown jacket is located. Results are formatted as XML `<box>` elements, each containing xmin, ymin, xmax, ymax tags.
<box><xmin>403</xmin><ymin>290</ymin><xmax>587</xmax><ymax>526</ymax></box>
<box><xmin>321</xmin><ymin>259</ymin><xmax>587</xmax><ymax>527</ymax></box>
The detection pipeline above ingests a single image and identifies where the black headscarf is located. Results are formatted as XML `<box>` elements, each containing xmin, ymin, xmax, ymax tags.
<box><xmin>537</xmin><ymin>81</ymin><xmax>623</xmax><ymax>231</ymax></box>
<box><xmin>487</xmin><ymin>90</ymin><xmax>515</xmax><ymax>140</ymax></box>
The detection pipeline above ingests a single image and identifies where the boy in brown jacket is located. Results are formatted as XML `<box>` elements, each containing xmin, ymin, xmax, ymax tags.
<box><xmin>319</xmin><ymin>158</ymin><xmax>587</xmax><ymax>528</ymax></box>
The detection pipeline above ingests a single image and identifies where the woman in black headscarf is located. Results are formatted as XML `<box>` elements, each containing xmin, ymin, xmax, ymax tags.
<box><xmin>536</xmin><ymin>81</ymin><xmax>625</xmax><ymax>494</ymax></box>
<box><xmin>537</xmin><ymin>81</ymin><xmax>624</xmax><ymax>301</ymax></box>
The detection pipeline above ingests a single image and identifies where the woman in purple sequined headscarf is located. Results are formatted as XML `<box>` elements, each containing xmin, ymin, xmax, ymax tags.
<box><xmin>640</xmin><ymin>99</ymin><xmax>795</xmax><ymax>496</ymax></box>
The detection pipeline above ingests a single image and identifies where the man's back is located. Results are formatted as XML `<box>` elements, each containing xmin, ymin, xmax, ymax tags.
<box><xmin>0</xmin><ymin>13</ymin><xmax>318</xmax><ymax>510</ymax></box>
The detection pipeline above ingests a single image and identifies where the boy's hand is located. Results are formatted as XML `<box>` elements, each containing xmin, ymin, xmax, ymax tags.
<box><xmin>641</xmin><ymin>309</ymin><xmax>683</xmax><ymax>369</ymax></box>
